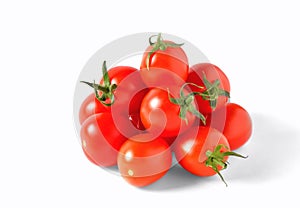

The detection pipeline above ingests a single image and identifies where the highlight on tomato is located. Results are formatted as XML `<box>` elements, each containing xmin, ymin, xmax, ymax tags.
<box><xmin>117</xmin><ymin>134</ymin><xmax>172</xmax><ymax>187</ymax></box>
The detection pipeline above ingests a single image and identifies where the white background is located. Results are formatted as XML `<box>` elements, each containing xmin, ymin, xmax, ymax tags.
<box><xmin>1</xmin><ymin>0</ymin><xmax>300</xmax><ymax>207</ymax></box>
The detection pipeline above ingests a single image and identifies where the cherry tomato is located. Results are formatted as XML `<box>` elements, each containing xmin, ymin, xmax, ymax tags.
<box><xmin>78</xmin><ymin>93</ymin><xmax>109</xmax><ymax>125</ymax></box>
<box><xmin>187</xmin><ymin>63</ymin><xmax>230</xmax><ymax>114</ymax></box>
<box><xmin>140</xmin><ymin>86</ymin><xmax>197</xmax><ymax>139</ymax></box>
<box><xmin>81</xmin><ymin>62</ymin><xmax>148</xmax><ymax>117</ymax></box>
<box><xmin>118</xmin><ymin>134</ymin><xmax>172</xmax><ymax>187</ymax></box>
<box><xmin>174</xmin><ymin>126</ymin><xmax>246</xmax><ymax>185</ymax></box>
<box><xmin>80</xmin><ymin>113</ymin><xmax>128</xmax><ymax>167</ymax></box>
<box><xmin>174</xmin><ymin>127</ymin><xmax>229</xmax><ymax>176</ymax></box>
<box><xmin>207</xmin><ymin>103</ymin><xmax>252</xmax><ymax>150</ymax></box>
<box><xmin>140</xmin><ymin>33</ymin><xmax>188</xmax><ymax>88</ymax></box>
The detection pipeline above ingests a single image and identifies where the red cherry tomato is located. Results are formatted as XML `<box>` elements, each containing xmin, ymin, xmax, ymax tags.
<box><xmin>140</xmin><ymin>33</ymin><xmax>188</xmax><ymax>88</ymax></box>
<box><xmin>174</xmin><ymin>126</ymin><xmax>247</xmax><ymax>185</ymax></box>
<box><xmin>118</xmin><ymin>134</ymin><xmax>172</xmax><ymax>187</ymax></box>
<box><xmin>187</xmin><ymin>63</ymin><xmax>230</xmax><ymax>114</ymax></box>
<box><xmin>207</xmin><ymin>103</ymin><xmax>252</xmax><ymax>150</ymax></box>
<box><xmin>80</xmin><ymin>113</ymin><xmax>128</xmax><ymax>167</ymax></box>
<box><xmin>81</xmin><ymin>62</ymin><xmax>148</xmax><ymax>117</ymax></box>
<box><xmin>174</xmin><ymin>127</ymin><xmax>229</xmax><ymax>176</ymax></box>
<box><xmin>102</xmin><ymin>65</ymin><xmax>148</xmax><ymax>115</ymax></box>
<box><xmin>140</xmin><ymin>86</ymin><xmax>197</xmax><ymax>139</ymax></box>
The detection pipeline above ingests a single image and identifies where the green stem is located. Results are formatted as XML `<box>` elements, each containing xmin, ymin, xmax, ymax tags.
<box><xmin>168</xmin><ymin>82</ymin><xmax>206</xmax><ymax>125</ymax></box>
<box><xmin>80</xmin><ymin>61</ymin><xmax>117</xmax><ymax>106</ymax></box>
<box><xmin>146</xmin><ymin>33</ymin><xmax>184</xmax><ymax>69</ymax></box>
<box><xmin>80</xmin><ymin>81</ymin><xmax>109</xmax><ymax>93</ymax></box>
<box><xmin>205</xmin><ymin>144</ymin><xmax>248</xmax><ymax>186</ymax></box>
<box><xmin>193</xmin><ymin>74</ymin><xmax>230</xmax><ymax>110</ymax></box>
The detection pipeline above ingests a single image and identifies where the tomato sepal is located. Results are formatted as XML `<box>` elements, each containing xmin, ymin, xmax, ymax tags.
<box><xmin>168</xmin><ymin>83</ymin><xmax>206</xmax><ymax>125</ymax></box>
<box><xmin>197</xmin><ymin>74</ymin><xmax>231</xmax><ymax>110</ymax></box>
<box><xmin>146</xmin><ymin>33</ymin><xmax>184</xmax><ymax>69</ymax></box>
<box><xmin>205</xmin><ymin>144</ymin><xmax>248</xmax><ymax>186</ymax></box>
<box><xmin>80</xmin><ymin>61</ymin><xmax>117</xmax><ymax>106</ymax></box>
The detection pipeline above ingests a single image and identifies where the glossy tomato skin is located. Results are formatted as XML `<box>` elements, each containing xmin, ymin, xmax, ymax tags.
<box><xmin>79</xmin><ymin>93</ymin><xmax>109</xmax><ymax>125</ymax></box>
<box><xmin>140</xmin><ymin>41</ymin><xmax>189</xmax><ymax>88</ymax></box>
<box><xmin>79</xmin><ymin>93</ymin><xmax>146</xmax><ymax>136</ymax></box>
<box><xmin>80</xmin><ymin>113</ymin><xmax>128</xmax><ymax>167</ymax></box>
<box><xmin>187</xmin><ymin>63</ymin><xmax>230</xmax><ymax>114</ymax></box>
<box><xmin>117</xmin><ymin>134</ymin><xmax>172</xmax><ymax>187</ymax></box>
<box><xmin>174</xmin><ymin>126</ymin><xmax>230</xmax><ymax>176</ymax></box>
<box><xmin>99</xmin><ymin>66</ymin><xmax>149</xmax><ymax>116</ymax></box>
<box><xmin>140</xmin><ymin>87</ymin><xmax>196</xmax><ymax>139</ymax></box>
<box><xmin>207</xmin><ymin>103</ymin><xmax>252</xmax><ymax>150</ymax></box>
<box><xmin>102</xmin><ymin>66</ymin><xmax>136</xmax><ymax>86</ymax></box>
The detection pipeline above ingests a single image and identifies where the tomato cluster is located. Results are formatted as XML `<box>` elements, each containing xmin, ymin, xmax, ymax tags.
<box><xmin>78</xmin><ymin>33</ymin><xmax>252</xmax><ymax>187</ymax></box>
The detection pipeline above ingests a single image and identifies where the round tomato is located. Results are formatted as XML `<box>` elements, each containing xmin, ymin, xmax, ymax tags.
<box><xmin>174</xmin><ymin>126</ymin><xmax>246</xmax><ymax>186</ymax></box>
<box><xmin>117</xmin><ymin>134</ymin><xmax>172</xmax><ymax>187</ymax></box>
<box><xmin>187</xmin><ymin>63</ymin><xmax>230</xmax><ymax>114</ymax></box>
<box><xmin>80</xmin><ymin>113</ymin><xmax>128</xmax><ymax>167</ymax></box>
<box><xmin>140</xmin><ymin>33</ymin><xmax>189</xmax><ymax>88</ymax></box>
<box><xmin>79</xmin><ymin>93</ymin><xmax>109</xmax><ymax>125</ymax></box>
<box><xmin>140</xmin><ymin>86</ymin><xmax>199</xmax><ymax>139</ymax></box>
<box><xmin>81</xmin><ymin>61</ymin><xmax>148</xmax><ymax>117</ymax></box>
<box><xmin>207</xmin><ymin>103</ymin><xmax>252</xmax><ymax>150</ymax></box>
<box><xmin>174</xmin><ymin>127</ymin><xmax>229</xmax><ymax>176</ymax></box>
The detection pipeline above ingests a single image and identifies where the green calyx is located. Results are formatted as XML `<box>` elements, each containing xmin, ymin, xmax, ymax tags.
<box><xmin>146</xmin><ymin>33</ymin><xmax>184</xmax><ymax>69</ymax></box>
<box><xmin>168</xmin><ymin>83</ymin><xmax>206</xmax><ymax>125</ymax></box>
<box><xmin>80</xmin><ymin>61</ymin><xmax>117</xmax><ymax>106</ymax></box>
<box><xmin>205</xmin><ymin>144</ymin><xmax>248</xmax><ymax>186</ymax></box>
<box><xmin>196</xmin><ymin>74</ymin><xmax>230</xmax><ymax>110</ymax></box>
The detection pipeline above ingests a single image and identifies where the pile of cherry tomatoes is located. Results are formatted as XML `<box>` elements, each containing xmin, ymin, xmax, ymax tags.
<box><xmin>78</xmin><ymin>33</ymin><xmax>252</xmax><ymax>187</ymax></box>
